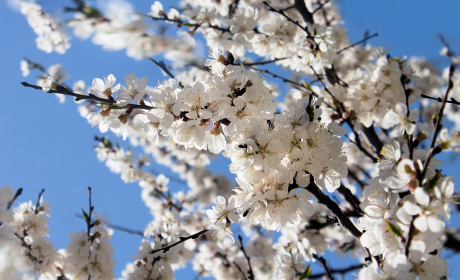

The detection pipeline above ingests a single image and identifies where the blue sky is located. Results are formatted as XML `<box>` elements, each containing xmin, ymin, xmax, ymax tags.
<box><xmin>1</xmin><ymin>0</ymin><xmax>460</xmax><ymax>278</ymax></box>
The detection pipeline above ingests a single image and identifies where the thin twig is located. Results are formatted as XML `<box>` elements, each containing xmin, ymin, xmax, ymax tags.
<box><xmin>337</xmin><ymin>33</ymin><xmax>379</xmax><ymax>55</ymax></box>
<box><xmin>34</xmin><ymin>189</ymin><xmax>45</xmax><ymax>214</ymax></box>
<box><xmin>238</xmin><ymin>235</ymin><xmax>255</xmax><ymax>280</ymax></box>
<box><xmin>312</xmin><ymin>254</ymin><xmax>334</xmax><ymax>280</ymax></box>
<box><xmin>75</xmin><ymin>214</ymin><xmax>144</xmax><ymax>237</ymax></box>
<box><xmin>233</xmin><ymin>261</ymin><xmax>248</xmax><ymax>280</ymax></box>
<box><xmin>420</xmin><ymin>65</ymin><xmax>455</xmax><ymax>181</ymax></box>
<box><xmin>86</xmin><ymin>187</ymin><xmax>94</xmax><ymax>241</ymax></box>
<box><xmin>420</xmin><ymin>94</ymin><xmax>460</xmax><ymax>106</ymax></box>
<box><xmin>312</xmin><ymin>0</ymin><xmax>332</xmax><ymax>15</ymax></box>
<box><xmin>7</xmin><ymin>188</ymin><xmax>23</xmax><ymax>210</ymax></box>
<box><xmin>263</xmin><ymin>1</ymin><xmax>314</xmax><ymax>39</ymax></box>
<box><xmin>151</xmin><ymin>229</ymin><xmax>208</xmax><ymax>254</ymax></box>
<box><xmin>308</xmin><ymin>264</ymin><xmax>364</xmax><ymax>279</ymax></box>
<box><xmin>243</xmin><ymin>57</ymin><xmax>289</xmax><ymax>66</ymax></box>
<box><xmin>21</xmin><ymin>82</ymin><xmax>154</xmax><ymax>110</ymax></box>
<box><xmin>148</xmin><ymin>58</ymin><xmax>184</xmax><ymax>89</ymax></box>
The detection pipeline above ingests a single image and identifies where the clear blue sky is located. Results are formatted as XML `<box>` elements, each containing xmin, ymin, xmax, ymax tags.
<box><xmin>1</xmin><ymin>0</ymin><xmax>460</xmax><ymax>278</ymax></box>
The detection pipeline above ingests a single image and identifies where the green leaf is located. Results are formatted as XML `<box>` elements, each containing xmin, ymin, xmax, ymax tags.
<box><xmin>300</xmin><ymin>265</ymin><xmax>312</xmax><ymax>280</ymax></box>
<box><xmin>81</xmin><ymin>209</ymin><xmax>89</xmax><ymax>221</ymax></box>
<box><xmin>182</xmin><ymin>23</ymin><xmax>195</xmax><ymax>27</ymax></box>
<box><xmin>386</xmin><ymin>221</ymin><xmax>402</xmax><ymax>237</ymax></box>
<box><xmin>304</xmin><ymin>82</ymin><xmax>312</xmax><ymax>92</ymax></box>
<box><xmin>425</xmin><ymin>171</ymin><xmax>441</xmax><ymax>192</ymax></box>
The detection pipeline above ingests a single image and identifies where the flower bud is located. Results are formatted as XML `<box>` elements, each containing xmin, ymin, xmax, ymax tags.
<box><xmin>118</xmin><ymin>113</ymin><xmax>129</xmax><ymax>124</ymax></box>
<box><xmin>100</xmin><ymin>108</ymin><xmax>111</xmax><ymax>117</ymax></box>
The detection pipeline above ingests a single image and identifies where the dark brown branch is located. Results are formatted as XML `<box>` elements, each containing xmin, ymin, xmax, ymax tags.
<box><xmin>361</xmin><ymin>125</ymin><xmax>384</xmax><ymax>156</ymax></box>
<box><xmin>421</xmin><ymin>94</ymin><xmax>460</xmax><ymax>106</ymax></box>
<box><xmin>308</xmin><ymin>264</ymin><xmax>365</xmax><ymax>279</ymax></box>
<box><xmin>243</xmin><ymin>57</ymin><xmax>289</xmax><ymax>66</ymax></box>
<box><xmin>76</xmin><ymin>214</ymin><xmax>144</xmax><ymax>237</ymax></box>
<box><xmin>34</xmin><ymin>189</ymin><xmax>45</xmax><ymax>214</ymax></box>
<box><xmin>405</xmin><ymin>214</ymin><xmax>418</xmax><ymax>257</ymax></box>
<box><xmin>86</xmin><ymin>187</ymin><xmax>94</xmax><ymax>241</ymax></box>
<box><xmin>6</xmin><ymin>188</ymin><xmax>23</xmax><ymax>210</ymax></box>
<box><xmin>238</xmin><ymin>235</ymin><xmax>255</xmax><ymax>280</ymax></box>
<box><xmin>337</xmin><ymin>33</ymin><xmax>379</xmax><ymax>55</ymax></box>
<box><xmin>148</xmin><ymin>58</ymin><xmax>184</xmax><ymax>89</ymax></box>
<box><xmin>419</xmin><ymin>65</ymin><xmax>455</xmax><ymax>181</ymax></box>
<box><xmin>233</xmin><ymin>261</ymin><xmax>248</xmax><ymax>280</ymax></box>
<box><xmin>151</xmin><ymin>229</ymin><xmax>208</xmax><ymax>254</ymax></box>
<box><xmin>337</xmin><ymin>185</ymin><xmax>364</xmax><ymax>217</ymax></box>
<box><xmin>444</xmin><ymin>229</ymin><xmax>460</xmax><ymax>252</ymax></box>
<box><xmin>256</xmin><ymin>68</ymin><xmax>312</xmax><ymax>94</ymax></box>
<box><xmin>312</xmin><ymin>254</ymin><xmax>334</xmax><ymax>280</ymax></box>
<box><xmin>294</xmin><ymin>0</ymin><xmax>314</xmax><ymax>24</ymax></box>
<box><xmin>305</xmin><ymin>179</ymin><xmax>362</xmax><ymax>239</ymax></box>
<box><xmin>22</xmin><ymin>82</ymin><xmax>154</xmax><ymax>110</ymax></box>
<box><xmin>263</xmin><ymin>1</ymin><xmax>314</xmax><ymax>39</ymax></box>
<box><xmin>312</xmin><ymin>0</ymin><xmax>332</xmax><ymax>15</ymax></box>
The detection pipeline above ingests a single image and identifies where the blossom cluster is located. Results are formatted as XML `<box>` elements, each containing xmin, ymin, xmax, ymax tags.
<box><xmin>11</xmin><ymin>0</ymin><xmax>460</xmax><ymax>279</ymax></box>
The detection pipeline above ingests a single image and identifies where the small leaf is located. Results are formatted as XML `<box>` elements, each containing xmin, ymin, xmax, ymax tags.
<box><xmin>386</xmin><ymin>221</ymin><xmax>402</xmax><ymax>237</ymax></box>
<box><xmin>299</xmin><ymin>265</ymin><xmax>312</xmax><ymax>280</ymax></box>
<box><xmin>304</xmin><ymin>82</ymin><xmax>312</xmax><ymax>91</ymax></box>
<box><xmin>81</xmin><ymin>209</ymin><xmax>89</xmax><ymax>221</ymax></box>
<box><xmin>424</xmin><ymin>171</ymin><xmax>441</xmax><ymax>192</ymax></box>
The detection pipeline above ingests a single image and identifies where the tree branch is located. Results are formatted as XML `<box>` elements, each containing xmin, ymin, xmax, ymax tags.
<box><xmin>21</xmin><ymin>82</ymin><xmax>154</xmax><ymax>110</ymax></box>
<box><xmin>151</xmin><ymin>229</ymin><xmax>208</xmax><ymax>254</ymax></box>
<box><xmin>312</xmin><ymin>254</ymin><xmax>334</xmax><ymax>280</ymax></box>
<box><xmin>263</xmin><ymin>1</ymin><xmax>314</xmax><ymax>39</ymax></box>
<box><xmin>337</xmin><ymin>33</ymin><xmax>379</xmax><ymax>55</ymax></box>
<box><xmin>309</xmin><ymin>264</ymin><xmax>365</xmax><ymax>279</ymax></box>
<box><xmin>237</xmin><ymin>235</ymin><xmax>255</xmax><ymax>280</ymax></box>
<box><xmin>305</xmin><ymin>179</ymin><xmax>362</xmax><ymax>239</ymax></box>
<box><xmin>34</xmin><ymin>189</ymin><xmax>45</xmax><ymax>214</ymax></box>
<box><xmin>421</xmin><ymin>93</ymin><xmax>460</xmax><ymax>106</ymax></box>
<box><xmin>148</xmin><ymin>58</ymin><xmax>184</xmax><ymax>89</ymax></box>
<box><xmin>419</xmin><ymin>65</ymin><xmax>455</xmax><ymax>181</ymax></box>
<box><xmin>6</xmin><ymin>188</ymin><xmax>23</xmax><ymax>210</ymax></box>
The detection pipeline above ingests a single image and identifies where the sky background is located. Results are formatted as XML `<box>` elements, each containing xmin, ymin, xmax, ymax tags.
<box><xmin>1</xmin><ymin>0</ymin><xmax>460</xmax><ymax>279</ymax></box>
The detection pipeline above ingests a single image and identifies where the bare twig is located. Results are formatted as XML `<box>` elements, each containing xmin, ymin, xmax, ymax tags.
<box><xmin>238</xmin><ymin>235</ymin><xmax>255</xmax><ymax>280</ymax></box>
<box><xmin>419</xmin><ymin>65</ymin><xmax>455</xmax><ymax>181</ymax></box>
<box><xmin>233</xmin><ymin>261</ymin><xmax>248</xmax><ymax>280</ymax></box>
<box><xmin>311</xmin><ymin>0</ymin><xmax>332</xmax><ymax>15</ymax></box>
<box><xmin>85</xmin><ymin>187</ymin><xmax>94</xmax><ymax>241</ymax></box>
<box><xmin>309</xmin><ymin>264</ymin><xmax>365</xmax><ymax>279</ymax></box>
<box><xmin>312</xmin><ymin>254</ymin><xmax>334</xmax><ymax>280</ymax></box>
<box><xmin>34</xmin><ymin>189</ymin><xmax>45</xmax><ymax>214</ymax></box>
<box><xmin>148</xmin><ymin>58</ymin><xmax>184</xmax><ymax>89</ymax></box>
<box><xmin>243</xmin><ymin>57</ymin><xmax>289</xmax><ymax>66</ymax></box>
<box><xmin>6</xmin><ymin>188</ymin><xmax>23</xmax><ymax>210</ymax></box>
<box><xmin>151</xmin><ymin>229</ymin><xmax>208</xmax><ymax>254</ymax></box>
<box><xmin>76</xmin><ymin>214</ymin><xmax>144</xmax><ymax>237</ymax></box>
<box><xmin>21</xmin><ymin>82</ymin><xmax>153</xmax><ymax>110</ymax></box>
<box><xmin>263</xmin><ymin>1</ymin><xmax>314</xmax><ymax>39</ymax></box>
<box><xmin>337</xmin><ymin>33</ymin><xmax>379</xmax><ymax>55</ymax></box>
<box><xmin>421</xmin><ymin>94</ymin><xmax>460</xmax><ymax>106</ymax></box>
